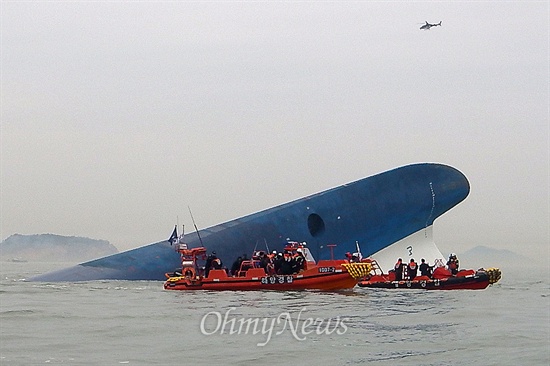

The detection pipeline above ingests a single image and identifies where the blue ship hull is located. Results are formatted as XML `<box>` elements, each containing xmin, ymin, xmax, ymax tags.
<box><xmin>31</xmin><ymin>163</ymin><xmax>469</xmax><ymax>281</ymax></box>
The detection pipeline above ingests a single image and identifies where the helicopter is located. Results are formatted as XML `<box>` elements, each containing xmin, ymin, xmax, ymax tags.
<box><xmin>420</xmin><ymin>21</ymin><xmax>442</xmax><ymax>30</ymax></box>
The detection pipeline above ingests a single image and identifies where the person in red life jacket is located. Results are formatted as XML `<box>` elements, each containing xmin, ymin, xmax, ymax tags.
<box><xmin>293</xmin><ymin>248</ymin><xmax>306</xmax><ymax>273</ymax></box>
<box><xmin>394</xmin><ymin>258</ymin><xmax>403</xmax><ymax>281</ymax></box>
<box><xmin>447</xmin><ymin>253</ymin><xmax>459</xmax><ymax>275</ymax></box>
<box><xmin>408</xmin><ymin>258</ymin><xmax>418</xmax><ymax>280</ymax></box>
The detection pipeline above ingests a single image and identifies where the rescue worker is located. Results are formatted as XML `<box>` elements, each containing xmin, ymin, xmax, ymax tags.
<box><xmin>211</xmin><ymin>256</ymin><xmax>222</xmax><ymax>270</ymax></box>
<box><xmin>419</xmin><ymin>258</ymin><xmax>433</xmax><ymax>278</ymax></box>
<box><xmin>408</xmin><ymin>258</ymin><xmax>418</xmax><ymax>280</ymax></box>
<box><xmin>447</xmin><ymin>253</ymin><xmax>459</xmax><ymax>275</ymax></box>
<box><xmin>281</xmin><ymin>251</ymin><xmax>293</xmax><ymax>275</ymax></box>
<box><xmin>230</xmin><ymin>256</ymin><xmax>242</xmax><ymax>276</ymax></box>
<box><xmin>293</xmin><ymin>248</ymin><xmax>306</xmax><ymax>273</ymax></box>
<box><xmin>204</xmin><ymin>252</ymin><xmax>215</xmax><ymax>278</ymax></box>
<box><xmin>260</xmin><ymin>253</ymin><xmax>270</xmax><ymax>274</ymax></box>
<box><xmin>394</xmin><ymin>258</ymin><xmax>403</xmax><ymax>281</ymax></box>
<box><xmin>274</xmin><ymin>252</ymin><xmax>284</xmax><ymax>274</ymax></box>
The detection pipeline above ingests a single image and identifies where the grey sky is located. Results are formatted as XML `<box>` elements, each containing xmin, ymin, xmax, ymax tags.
<box><xmin>1</xmin><ymin>2</ymin><xmax>548</xmax><ymax>260</ymax></box>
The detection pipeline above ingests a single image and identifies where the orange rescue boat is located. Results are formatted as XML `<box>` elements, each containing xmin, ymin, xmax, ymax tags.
<box><xmin>164</xmin><ymin>242</ymin><xmax>370</xmax><ymax>291</ymax></box>
<box><xmin>355</xmin><ymin>259</ymin><xmax>501</xmax><ymax>290</ymax></box>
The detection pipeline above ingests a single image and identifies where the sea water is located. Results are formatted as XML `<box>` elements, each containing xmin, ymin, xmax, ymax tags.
<box><xmin>1</xmin><ymin>262</ymin><xmax>548</xmax><ymax>366</ymax></box>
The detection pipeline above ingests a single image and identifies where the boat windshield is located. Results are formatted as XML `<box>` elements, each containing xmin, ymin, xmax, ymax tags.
<box><xmin>301</xmin><ymin>247</ymin><xmax>316</xmax><ymax>265</ymax></box>
<box><xmin>283</xmin><ymin>241</ymin><xmax>316</xmax><ymax>265</ymax></box>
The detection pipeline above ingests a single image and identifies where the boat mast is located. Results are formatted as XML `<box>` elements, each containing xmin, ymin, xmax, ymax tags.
<box><xmin>188</xmin><ymin>206</ymin><xmax>204</xmax><ymax>246</ymax></box>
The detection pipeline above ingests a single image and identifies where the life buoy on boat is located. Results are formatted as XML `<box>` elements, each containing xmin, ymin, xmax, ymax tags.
<box><xmin>183</xmin><ymin>267</ymin><xmax>195</xmax><ymax>279</ymax></box>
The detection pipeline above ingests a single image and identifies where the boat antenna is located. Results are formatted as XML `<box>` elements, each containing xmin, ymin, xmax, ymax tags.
<box><xmin>188</xmin><ymin>206</ymin><xmax>204</xmax><ymax>246</ymax></box>
<box><xmin>263</xmin><ymin>238</ymin><xmax>270</xmax><ymax>253</ymax></box>
<box><xmin>327</xmin><ymin>244</ymin><xmax>336</xmax><ymax>260</ymax></box>
<box><xmin>176</xmin><ymin>216</ymin><xmax>181</xmax><ymax>242</ymax></box>
<box><xmin>355</xmin><ymin>241</ymin><xmax>363</xmax><ymax>260</ymax></box>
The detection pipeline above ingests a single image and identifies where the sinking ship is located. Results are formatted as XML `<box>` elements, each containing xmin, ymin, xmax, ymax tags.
<box><xmin>31</xmin><ymin>163</ymin><xmax>469</xmax><ymax>282</ymax></box>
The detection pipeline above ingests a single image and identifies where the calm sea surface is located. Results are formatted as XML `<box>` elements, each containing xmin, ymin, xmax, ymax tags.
<box><xmin>1</xmin><ymin>262</ymin><xmax>548</xmax><ymax>366</ymax></box>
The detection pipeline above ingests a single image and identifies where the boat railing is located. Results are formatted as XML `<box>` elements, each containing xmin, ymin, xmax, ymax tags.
<box><xmin>237</xmin><ymin>259</ymin><xmax>262</xmax><ymax>277</ymax></box>
<box><xmin>368</xmin><ymin>259</ymin><xmax>384</xmax><ymax>275</ymax></box>
<box><xmin>342</xmin><ymin>260</ymin><xmax>374</xmax><ymax>279</ymax></box>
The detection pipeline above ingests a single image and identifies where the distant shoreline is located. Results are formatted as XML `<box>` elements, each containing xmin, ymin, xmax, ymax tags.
<box><xmin>0</xmin><ymin>233</ymin><xmax>118</xmax><ymax>263</ymax></box>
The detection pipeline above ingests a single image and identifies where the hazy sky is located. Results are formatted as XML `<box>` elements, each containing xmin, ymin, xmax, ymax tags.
<box><xmin>1</xmin><ymin>1</ymin><xmax>548</xmax><ymax>260</ymax></box>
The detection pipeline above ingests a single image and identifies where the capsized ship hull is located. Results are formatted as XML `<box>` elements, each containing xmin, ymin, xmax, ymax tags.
<box><xmin>31</xmin><ymin>163</ymin><xmax>470</xmax><ymax>282</ymax></box>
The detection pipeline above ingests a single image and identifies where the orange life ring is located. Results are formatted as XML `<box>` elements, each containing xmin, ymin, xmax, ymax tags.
<box><xmin>183</xmin><ymin>267</ymin><xmax>195</xmax><ymax>278</ymax></box>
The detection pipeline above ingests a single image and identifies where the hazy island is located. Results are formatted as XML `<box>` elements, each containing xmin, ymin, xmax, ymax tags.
<box><xmin>0</xmin><ymin>233</ymin><xmax>118</xmax><ymax>262</ymax></box>
<box><xmin>458</xmin><ymin>245</ymin><xmax>536</xmax><ymax>270</ymax></box>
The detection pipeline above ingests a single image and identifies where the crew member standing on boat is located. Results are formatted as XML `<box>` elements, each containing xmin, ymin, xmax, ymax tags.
<box><xmin>274</xmin><ymin>253</ymin><xmax>283</xmax><ymax>274</ymax></box>
<box><xmin>260</xmin><ymin>253</ymin><xmax>271</xmax><ymax>274</ymax></box>
<box><xmin>212</xmin><ymin>256</ymin><xmax>222</xmax><ymax>270</ymax></box>
<box><xmin>447</xmin><ymin>253</ymin><xmax>459</xmax><ymax>275</ymax></box>
<box><xmin>419</xmin><ymin>258</ymin><xmax>433</xmax><ymax>278</ymax></box>
<box><xmin>281</xmin><ymin>251</ymin><xmax>293</xmax><ymax>275</ymax></box>
<box><xmin>230</xmin><ymin>256</ymin><xmax>242</xmax><ymax>276</ymax></box>
<box><xmin>293</xmin><ymin>248</ymin><xmax>306</xmax><ymax>273</ymax></box>
<box><xmin>408</xmin><ymin>258</ymin><xmax>418</xmax><ymax>280</ymax></box>
<box><xmin>394</xmin><ymin>258</ymin><xmax>403</xmax><ymax>281</ymax></box>
<box><xmin>205</xmin><ymin>251</ymin><xmax>218</xmax><ymax>278</ymax></box>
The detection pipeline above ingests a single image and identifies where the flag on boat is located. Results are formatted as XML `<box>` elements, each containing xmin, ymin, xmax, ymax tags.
<box><xmin>168</xmin><ymin>225</ymin><xmax>178</xmax><ymax>245</ymax></box>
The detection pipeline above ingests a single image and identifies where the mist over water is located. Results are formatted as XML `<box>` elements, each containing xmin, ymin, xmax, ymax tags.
<box><xmin>1</xmin><ymin>262</ymin><xmax>548</xmax><ymax>365</ymax></box>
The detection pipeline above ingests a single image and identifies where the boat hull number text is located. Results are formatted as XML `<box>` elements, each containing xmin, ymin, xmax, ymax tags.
<box><xmin>261</xmin><ymin>276</ymin><xmax>294</xmax><ymax>284</ymax></box>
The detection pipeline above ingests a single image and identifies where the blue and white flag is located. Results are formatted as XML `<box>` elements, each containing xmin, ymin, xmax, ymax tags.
<box><xmin>168</xmin><ymin>225</ymin><xmax>178</xmax><ymax>245</ymax></box>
